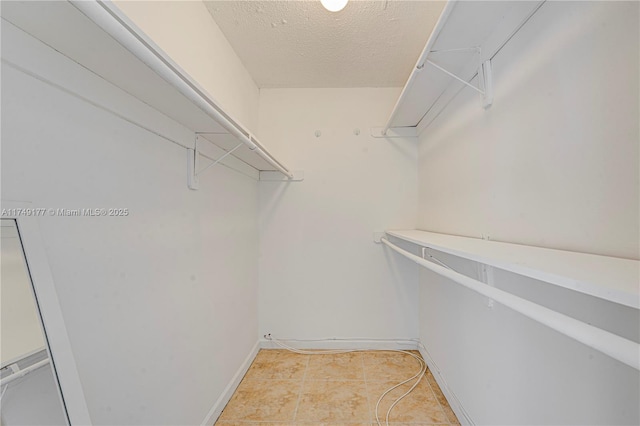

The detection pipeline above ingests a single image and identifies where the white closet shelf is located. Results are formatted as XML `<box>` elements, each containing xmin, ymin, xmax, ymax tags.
<box><xmin>1</xmin><ymin>0</ymin><xmax>293</xmax><ymax>181</ymax></box>
<box><xmin>386</xmin><ymin>230</ymin><xmax>640</xmax><ymax>310</ymax></box>
<box><xmin>384</xmin><ymin>0</ymin><xmax>545</xmax><ymax>134</ymax></box>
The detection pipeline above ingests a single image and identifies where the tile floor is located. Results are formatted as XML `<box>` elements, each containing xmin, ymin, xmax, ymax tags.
<box><xmin>215</xmin><ymin>349</ymin><xmax>460</xmax><ymax>426</ymax></box>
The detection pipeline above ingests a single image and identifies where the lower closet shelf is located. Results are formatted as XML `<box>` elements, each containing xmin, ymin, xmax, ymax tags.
<box><xmin>385</xmin><ymin>229</ymin><xmax>639</xmax><ymax>310</ymax></box>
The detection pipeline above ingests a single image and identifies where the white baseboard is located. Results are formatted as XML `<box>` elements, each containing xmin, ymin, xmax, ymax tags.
<box><xmin>259</xmin><ymin>338</ymin><xmax>420</xmax><ymax>351</ymax></box>
<box><xmin>418</xmin><ymin>345</ymin><xmax>473</xmax><ymax>426</ymax></box>
<box><xmin>200</xmin><ymin>340</ymin><xmax>260</xmax><ymax>426</ymax></box>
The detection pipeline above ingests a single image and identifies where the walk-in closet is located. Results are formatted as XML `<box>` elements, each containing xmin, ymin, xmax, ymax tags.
<box><xmin>1</xmin><ymin>1</ymin><xmax>638</xmax><ymax>425</ymax></box>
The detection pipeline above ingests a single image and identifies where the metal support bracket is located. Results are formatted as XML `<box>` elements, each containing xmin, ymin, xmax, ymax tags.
<box><xmin>424</xmin><ymin>56</ymin><xmax>493</xmax><ymax>109</ymax></box>
<box><xmin>188</xmin><ymin>135</ymin><xmax>303</xmax><ymax>189</ymax></box>
<box><xmin>187</xmin><ymin>135</ymin><xmax>244</xmax><ymax>190</ymax></box>
<box><xmin>479</xmin><ymin>59</ymin><xmax>493</xmax><ymax>109</ymax></box>
<box><xmin>187</xmin><ymin>147</ymin><xmax>199</xmax><ymax>190</ymax></box>
<box><xmin>197</xmin><ymin>142</ymin><xmax>244</xmax><ymax>176</ymax></box>
<box><xmin>380</xmin><ymin>48</ymin><xmax>494</xmax><ymax>136</ymax></box>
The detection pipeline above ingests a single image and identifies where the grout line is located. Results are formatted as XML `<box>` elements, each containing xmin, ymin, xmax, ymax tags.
<box><xmin>424</xmin><ymin>372</ymin><xmax>452</xmax><ymax>426</ymax></box>
<box><xmin>297</xmin><ymin>379</ymin><xmax>369</xmax><ymax>382</ymax></box>
<box><xmin>291</xmin><ymin>354</ymin><xmax>310</xmax><ymax>422</ymax></box>
<box><xmin>361</xmin><ymin>351</ymin><xmax>374</xmax><ymax>425</ymax></box>
<box><xmin>241</xmin><ymin>378</ymin><xmax>311</xmax><ymax>381</ymax></box>
<box><xmin>226</xmin><ymin>349</ymin><xmax>445</xmax><ymax>426</ymax></box>
<box><xmin>218</xmin><ymin>422</ymin><xmax>387</xmax><ymax>425</ymax></box>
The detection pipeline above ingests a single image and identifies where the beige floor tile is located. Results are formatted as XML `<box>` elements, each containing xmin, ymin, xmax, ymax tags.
<box><xmin>306</xmin><ymin>352</ymin><xmax>365</xmax><ymax>380</ymax></box>
<box><xmin>366</xmin><ymin>379</ymin><xmax>448</xmax><ymax>424</ymax></box>
<box><xmin>295</xmin><ymin>423</ymin><xmax>372</xmax><ymax>425</ymax></box>
<box><xmin>215</xmin><ymin>423</ymin><xmax>296</xmax><ymax>426</ymax></box>
<box><xmin>442</xmin><ymin>405</ymin><xmax>459</xmax><ymax>425</ymax></box>
<box><xmin>217</xmin><ymin>351</ymin><xmax>458</xmax><ymax>426</ymax></box>
<box><xmin>363</xmin><ymin>351</ymin><xmax>424</xmax><ymax>382</ymax></box>
<box><xmin>425</xmin><ymin>370</ymin><xmax>458</xmax><ymax>424</ymax></box>
<box><xmin>295</xmin><ymin>380</ymin><xmax>370</xmax><ymax>423</ymax></box>
<box><xmin>244</xmin><ymin>349</ymin><xmax>309</xmax><ymax>380</ymax></box>
<box><xmin>218</xmin><ymin>379</ymin><xmax>300</xmax><ymax>422</ymax></box>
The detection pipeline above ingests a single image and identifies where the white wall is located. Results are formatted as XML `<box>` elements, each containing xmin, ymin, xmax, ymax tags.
<box><xmin>416</xmin><ymin>2</ymin><xmax>640</xmax><ymax>424</ymax></box>
<box><xmin>1</xmin><ymin>21</ymin><xmax>259</xmax><ymax>425</ymax></box>
<box><xmin>257</xmin><ymin>88</ymin><xmax>419</xmax><ymax>341</ymax></box>
<box><xmin>419</xmin><ymin>262</ymin><xmax>639</xmax><ymax>426</ymax></box>
<box><xmin>113</xmin><ymin>0</ymin><xmax>261</xmax><ymax>132</ymax></box>
<box><xmin>418</xmin><ymin>1</ymin><xmax>639</xmax><ymax>260</ymax></box>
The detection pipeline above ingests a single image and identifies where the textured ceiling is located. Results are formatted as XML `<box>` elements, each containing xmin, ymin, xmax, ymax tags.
<box><xmin>205</xmin><ymin>1</ymin><xmax>445</xmax><ymax>88</ymax></box>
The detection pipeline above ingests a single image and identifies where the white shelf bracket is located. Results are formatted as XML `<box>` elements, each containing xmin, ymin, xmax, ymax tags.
<box><xmin>187</xmin><ymin>135</ymin><xmax>244</xmax><ymax>190</ymax></box>
<box><xmin>479</xmin><ymin>59</ymin><xmax>493</xmax><ymax>109</ymax></box>
<box><xmin>197</xmin><ymin>142</ymin><xmax>244</xmax><ymax>176</ymax></box>
<box><xmin>187</xmin><ymin>147</ymin><xmax>199</xmax><ymax>190</ymax></box>
<box><xmin>423</xmin><ymin>58</ymin><xmax>493</xmax><ymax>109</ymax></box>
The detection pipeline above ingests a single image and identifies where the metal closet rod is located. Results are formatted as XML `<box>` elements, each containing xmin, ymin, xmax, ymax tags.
<box><xmin>2</xmin><ymin>58</ymin><xmax>255</xmax><ymax>181</ymax></box>
<box><xmin>70</xmin><ymin>0</ymin><xmax>293</xmax><ymax>179</ymax></box>
<box><xmin>380</xmin><ymin>237</ymin><xmax>640</xmax><ymax>371</ymax></box>
<box><xmin>0</xmin><ymin>359</ymin><xmax>50</xmax><ymax>387</ymax></box>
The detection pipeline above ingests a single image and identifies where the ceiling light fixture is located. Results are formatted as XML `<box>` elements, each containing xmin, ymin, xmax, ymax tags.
<box><xmin>320</xmin><ymin>0</ymin><xmax>348</xmax><ymax>12</ymax></box>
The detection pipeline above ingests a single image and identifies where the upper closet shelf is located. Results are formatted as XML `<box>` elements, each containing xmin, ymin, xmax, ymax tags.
<box><xmin>386</xmin><ymin>230</ymin><xmax>640</xmax><ymax>310</ymax></box>
<box><xmin>1</xmin><ymin>0</ymin><xmax>293</xmax><ymax>184</ymax></box>
<box><xmin>383</xmin><ymin>0</ymin><xmax>545</xmax><ymax>135</ymax></box>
